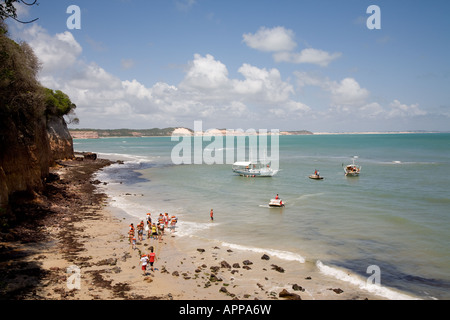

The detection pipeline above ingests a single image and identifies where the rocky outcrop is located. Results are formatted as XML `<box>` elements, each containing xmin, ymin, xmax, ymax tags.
<box><xmin>0</xmin><ymin>115</ymin><xmax>50</xmax><ymax>208</ymax></box>
<box><xmin>47</xmin><ymin>115</ymin><xmax>74</xmax><ymax>165</ymax></box>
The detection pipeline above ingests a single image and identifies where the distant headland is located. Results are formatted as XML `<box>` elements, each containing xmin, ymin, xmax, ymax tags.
<box><xmin>69</xmin><ymin>128</ymin><xmax>444</xmax><ymax>139</ymax></box>
<box><xmin>69</xmin><ymin>128</ymin><xmax>314</xmax><ymax>139</ymax></box>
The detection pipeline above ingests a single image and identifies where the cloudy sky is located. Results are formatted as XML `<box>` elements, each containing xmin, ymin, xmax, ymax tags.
<box><xmin>8</xmin><ymin>0</ymin><xmax>450</xmax><ymax>132</ymax></box>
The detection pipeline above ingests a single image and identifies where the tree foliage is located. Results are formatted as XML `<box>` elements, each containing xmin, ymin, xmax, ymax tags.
<box><xmin>0</xmin><ymin>21</ymin><xmax>78</xmax><ymax>125</ymax></box>
<box><xmin>0</xmin><ymin>20</ymin><xmax>44</xmax><ymax>118</ymax></box>
<box><xmin>44</xmin><ymin>88</ymin><xmax>77</xmax><ymax>117</ymax></box>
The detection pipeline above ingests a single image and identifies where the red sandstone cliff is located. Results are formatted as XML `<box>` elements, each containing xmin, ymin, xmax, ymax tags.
<box><xmin>0</xmin><ymin>114</ymin><xmax>73</xmax><ymax>208</ymax></box>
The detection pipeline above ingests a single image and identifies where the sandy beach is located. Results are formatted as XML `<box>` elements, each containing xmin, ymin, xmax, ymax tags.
<box><xmin>0</xmin><ymin>158</ymin><xmax>387</xmax><ymax>301</ymax></box>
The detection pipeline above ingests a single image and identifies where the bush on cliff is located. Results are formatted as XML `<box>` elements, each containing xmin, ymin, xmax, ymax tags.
<box><xmin>0</xmin><ymin>20</ymin><xmax>44</xmax><ymax>121</ymax></box>
<box><xmin>0</xmin><ymin>21</ymin><xmax>77</xmax><ymax>122</ymax></box>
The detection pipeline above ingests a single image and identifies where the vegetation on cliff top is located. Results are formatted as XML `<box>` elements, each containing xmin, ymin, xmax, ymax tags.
<box><xmin>0</xmin><ymin>20</ymin><xmax>77</xmax><ymax>123</ymax></box>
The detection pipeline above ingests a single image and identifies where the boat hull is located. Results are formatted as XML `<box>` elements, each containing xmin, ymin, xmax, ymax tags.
<box><xmin>268</xmin><ymin>199</ymin><xmax>284</xmax><ymax>207</ymax></box>
<box><xmin>309</xmin><ymin>174</ymin><xmax>323</xmax><ymax>180</ymax></box>
<box><xmin>233</xmin><ymin>169</ymin><xmax>277</xmax><ymax>177</ymax></box>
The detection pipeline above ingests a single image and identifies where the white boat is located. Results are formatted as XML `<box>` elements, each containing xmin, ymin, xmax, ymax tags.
<box><xmin>344</xmin><ymin>157</ymin><xmax>361</xmax><ymax>177</ymax></box>
<box><xmin>232</xmin><ymin>161</ymin><xmax>278</xmax><ymax>177</ymax></box>
<box><xmin>268</xmin><ymin>199</ymin><xmax>285</xmax><ymax>207</ymax></box>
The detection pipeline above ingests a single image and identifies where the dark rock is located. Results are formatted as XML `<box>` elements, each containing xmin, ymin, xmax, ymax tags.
<box><xmin>219</xmin><ymin>287</ymin><xmax>228</xmax><ymax>294</ymax></box>
<box><xmin>292</xmin><ymin>284</ymin><xmax>305</xmax><ymax>292</ymax></box>
<box><xmin>197</xmin><ymin>248</ymin><xmax>205</xmax><ymax>253</ymax></box>
<box><xmin>243</xmin><ymin>260</ymin><xmax>253</xmax><ymax>266</ymax></box>
<box><xmin>112</xmin><ymin>266</ymin><xmax>121</xmax><ymax>274</ymax></box>
<box><xmin>210</xmin><ymin>266</ymin><xmax>220</xmax><ymax>273</ymax></box>
<box><xmin>271</xmin><ymin>264</ymin><xmax>285</xmax><ymax>273</ymax></box>
<box><xmin>279</xmin><ymin>289</ymin><xmax>302</xmax><ymax>300</ymax></box>
<box><xmin>220</xmin><ymin>260</ymin><xmax>231</xmax><ymax>269</ymax></box>
<box><xmin>332</xmin><ymin>288</ymin><xmax>344</xmax><ymax>294</ymax></box>
<box><xmin>232</xmin><ymin>263</ymin><xmax>240</xmax><ymax>268</ymax></box>
<box><xmin>83</xmin><ymin>152</ymin><xmax>97</xmax><ymax>160</ymax></box>
<box><xmin>97</xmin><ymin>258</ymin><xmax>117</xmax><ymax>266</ymax></box>
<box><xmin>261</xmin><ymin>254</ymin><xmax>270</xmax><ymax>260</ymax></box>
<box><xmin>210</xmin><ymin>274</ymin><xmax>222</xmax><ymax>282</ymax></box>
<box><xmin>172</xmin><ymin>271</ymin><xmax>179</xmax><ymax>277</ymax></box>
<box><xmin>121</xmin><ymin>252</ymin><xmax>132</xmax><ymax>262</ymax></box>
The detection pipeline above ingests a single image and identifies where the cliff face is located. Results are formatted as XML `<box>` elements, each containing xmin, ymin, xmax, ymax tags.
<box><xmin>47</xmin><ymin>115</ymin><xmax>74</xmax><ymax>164</ymax></box>
<box><xmin>0</xmin><ymin>24</ymin><xmax>75</xmax><ymax>209</ymax></box>
<box><xmin>0</xmin><ymin>114</ymin><xmax>73</xmax><ymax>208</ymax></box>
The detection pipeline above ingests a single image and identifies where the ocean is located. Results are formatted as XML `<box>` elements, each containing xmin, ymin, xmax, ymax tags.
<box><xmin>74</xmin><ymin>133</ymin><xmax>450</xmax><ymax>300</ymax></box>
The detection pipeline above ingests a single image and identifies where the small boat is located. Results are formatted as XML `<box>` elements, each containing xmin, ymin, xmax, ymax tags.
<box><xmin>344</xmin><ymin>157</ymin><xmax>361</xmax><ymax>177</ymax></box>
<box><xmin>269</xmin><ymin>199</ymin><xmax>285</xmax><ymax>207</ymax></box>
<box><xmin>309</xmin><ymin>170</ymin><xmax>323</xmax><ymax>180</ymax></box>
<box><xmin>232</xmin><ymin>161</ymin><xmax>278</xmax><ymax>177</ymax></box>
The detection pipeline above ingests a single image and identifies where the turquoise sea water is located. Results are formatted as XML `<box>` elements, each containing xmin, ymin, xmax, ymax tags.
<box><xmin>74</xmin><ymin>133</ymin><xmax>450</xmax><ymax>299</ymax></box>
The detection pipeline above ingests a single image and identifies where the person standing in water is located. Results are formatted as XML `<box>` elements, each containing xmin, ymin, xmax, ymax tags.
<box><xmin>210</xmin><ymin>209</ymin><xmax>214</xmax><ymax>221</ymax></box>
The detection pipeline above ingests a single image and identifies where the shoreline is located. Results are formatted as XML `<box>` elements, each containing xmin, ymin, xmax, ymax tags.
<box><xmin>0</xmin><ymin>158</ymin><xmax>419</xmax><ymax>300</ymax></box>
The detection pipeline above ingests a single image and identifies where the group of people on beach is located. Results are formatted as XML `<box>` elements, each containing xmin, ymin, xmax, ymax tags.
<box><xmin>127</xmin><ymin>212</ymin><xmax>178</xmax><ymax>275</ymax></box>
<box><xmin>128</xmin><ymin>212</ymin><xmax>178</xmax><ymax>246</ymax></box>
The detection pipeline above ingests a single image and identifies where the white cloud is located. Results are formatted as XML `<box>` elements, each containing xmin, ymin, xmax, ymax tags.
<box><xmin>329</xmin><ymin>78</ymin><xmax>370</xmax><ymax>107</ymax></box>
<box><xmin>233</xmin><ymin>63</ymin><xmax>295</xmax><ymax>103</ymax></box>
<box><xmin>19</xmin><ymin>25</ymin><xmax>82</xmax><ymax>73</ymax></box>
<box><xmin>19</xmin><ymin>25</ymin><xmax>311</xmax><ymax>128</ymax></box>
<box><xmin>179</xmin><ymin>54</ymin><xmax>298</xmax><ymax>107</ymax></box>
<box><xmin>243</xmin><ymin>26</ymin><xmax>341</xmax><ymax>67</ymax></box>
<box><xmin>387</xmin><ymin>100</ymin><xmax>426</xmax><ymax>118</ymax></box>
<box><xmin>180</xmin><ymin>53</ymin><xmax>230</xmax><ymax>90</ymax></box>
<box><xmin>294</xmin><ymin>71</ymin><xmax>427</xmax><ymax>121</ymax></box>
<box><xmin>274</xmin><ymin>48</ymin><xmax>342</xmax><ymax>67</ymax></box>
<box><xmin>242</xmin><ymin>26</ymin><xmax>297</xmax><ymax>52</ymax></box>
<box><xmin>359</xmin><ymin>102</ymin><xmax>384</xmax><ymax>118</ymax></box>
<box><xmin>295</xmin><ymin>72</ymin><xmax>370</xmax><ymax>107</ymax></box>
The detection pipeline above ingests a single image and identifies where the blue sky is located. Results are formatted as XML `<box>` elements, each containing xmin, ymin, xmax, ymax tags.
<box><xmin>7</xmin><ymin>0</ymin><xmax>450</xmax><ymax>132</ymax></box>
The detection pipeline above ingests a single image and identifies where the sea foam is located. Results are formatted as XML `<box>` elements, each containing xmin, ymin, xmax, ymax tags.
<box><xmin>316</xmin><ymin>260</ymin><xmax>420</xmax><ymax>300</ymax></box>
<box><xmin>221</xmin><ymin>242</ymin><xmax>306</xmax><ymax>264</ymax></box>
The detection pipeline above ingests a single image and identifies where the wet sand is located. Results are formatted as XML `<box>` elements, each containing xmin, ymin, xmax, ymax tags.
<box><xmin>0</xmin><ymin>158</ymin><xmax>385</xmax><ymax>301</ymax></box>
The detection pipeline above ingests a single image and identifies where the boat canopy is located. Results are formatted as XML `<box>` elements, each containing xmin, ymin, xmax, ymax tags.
<box><xmin>233</xmin><ymin>161</ymin><xmax>252</xmax><ymax>167</ymax></box>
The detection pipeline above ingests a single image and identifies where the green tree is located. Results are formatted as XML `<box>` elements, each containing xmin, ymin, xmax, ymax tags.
<box><xmin>44</xmin><ymin>88</ymin><xmax>77</xmax><ymax>117</ymax></box>
<box><xmin>0</xmin><ymin>20</ymin><xmax>44</xmax><ymax>118</ymax></box>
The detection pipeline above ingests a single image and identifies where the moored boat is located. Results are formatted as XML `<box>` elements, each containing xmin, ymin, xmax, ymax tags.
<box><xmin>232</xmin><ymin>161</ymin><xmax>278</xmax><ymax>177</ymax></box>
<box><xmin>344</xmin><ymin>157</ymin><xmax>361</xmax><ymax>177</ymax></box>
<box><xmin>309</xmin><ymin>169</ymin><xmax>323</xmax><ymax>180</ymax></box>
